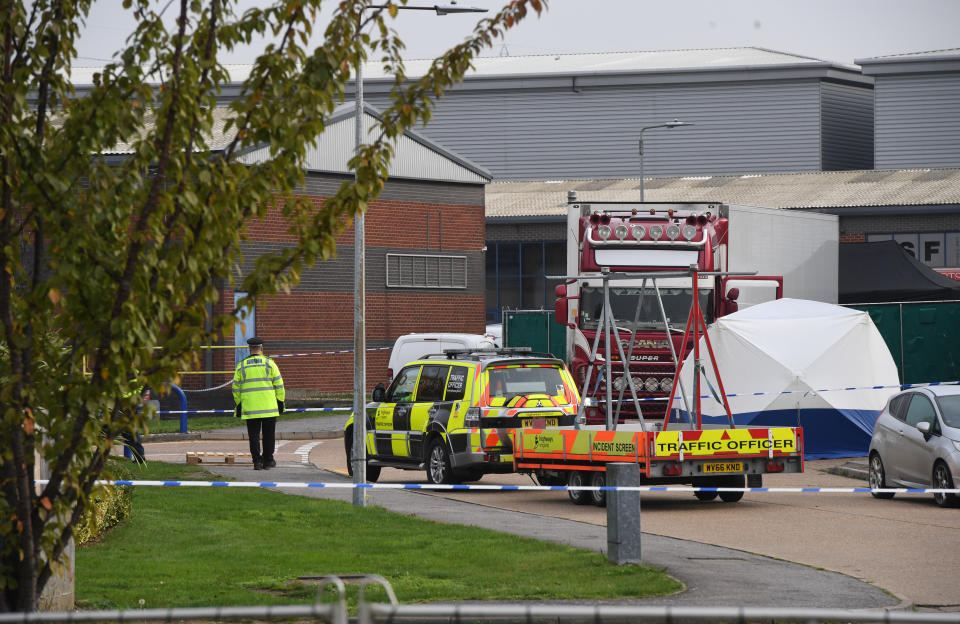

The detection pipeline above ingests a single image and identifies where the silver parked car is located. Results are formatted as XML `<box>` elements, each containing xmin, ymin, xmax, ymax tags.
<box><xmin>868</xmin><ymin>385</ymin><xmax>960</xmax><ymax>507</ymax></box>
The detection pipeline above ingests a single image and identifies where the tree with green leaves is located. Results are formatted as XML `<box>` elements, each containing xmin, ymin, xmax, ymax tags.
<box><xmin>0</xmin><ymin>0</ymin><xmax>544</xmax><ymax>611</ymax></box>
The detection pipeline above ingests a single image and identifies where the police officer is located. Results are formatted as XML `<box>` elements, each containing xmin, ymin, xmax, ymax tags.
<box><xmin>232</xmin><ymin>337</ymin><xmax>285</xmax><ymax>470</ymax></box>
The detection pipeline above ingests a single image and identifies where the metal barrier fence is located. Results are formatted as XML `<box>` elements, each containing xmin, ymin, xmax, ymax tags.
<box><xmin>3</xmin><ymin>575</ymin><xmax>959</xmax><ymax>624</ymax></box>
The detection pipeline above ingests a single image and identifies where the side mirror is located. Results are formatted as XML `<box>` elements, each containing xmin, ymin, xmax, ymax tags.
<box><xmin>917</xmin><ymin>421</ymin><xmax>931</xmax><ymax>435</ymax></box>
<box><xmin>554</xmin><ymin>283</ymin><xmax>574</xmax><ymax>328</ymax></box>
<box><xmin>372</xmin><ymin>383</ymin><xmax>386</xmax><ymax>403</ymax></box>
<box><xmin>726</xmin><ymin>287</ymin><xmax>740</xmax><ymax>301</ymax></box>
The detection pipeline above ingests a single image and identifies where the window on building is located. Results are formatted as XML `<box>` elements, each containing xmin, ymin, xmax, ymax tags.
<box><xmin>486</xmin><ymin>241</ymin><xmax>565</xmax><ymax>323</ymax></box>
<box><xmin>386</xmin><ymin>253</ymin><xmax>467</xmax><ymax>289</ymax></box>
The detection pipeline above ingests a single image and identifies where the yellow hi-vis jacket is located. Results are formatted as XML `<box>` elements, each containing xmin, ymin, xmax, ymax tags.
<box><xmin>232</xmin><ymin>354</ymin><xmax>285</xmax><ymax>420</ymax></box>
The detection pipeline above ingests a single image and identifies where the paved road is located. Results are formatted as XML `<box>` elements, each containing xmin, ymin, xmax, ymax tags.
<box><xmin>141</xmin><ymin>416</ymin><xmax>960</xmax><ymax>610</ymax></box>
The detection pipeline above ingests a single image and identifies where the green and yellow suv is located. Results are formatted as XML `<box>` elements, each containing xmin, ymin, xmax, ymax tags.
<box><xmin>345</xmin><ymin>347</ymin><xmax>580</xmax><ymax>485</ymax></box>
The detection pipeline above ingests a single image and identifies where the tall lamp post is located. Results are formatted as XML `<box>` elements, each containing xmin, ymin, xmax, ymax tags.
<box><xmin>637</xmin><ymin>119</ymin><xmax>693</xmax><ymax>202</ymax></box>
<box><xmin>353</xmin><ymin>1</ymin><xmax>487</xmax><ymax>507</ymax></box>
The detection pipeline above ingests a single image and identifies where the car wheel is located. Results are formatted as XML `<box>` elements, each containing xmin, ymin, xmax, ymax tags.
<box><xmin>869</xmin><ymin>453</ymin><xmax>896</xmax><ymax>499</ymax></box>
<box><xmin>718</xmin><ymin>475</ymin><xmax>745</xmax><ymax>503</ymax></box>
<box><xmin>932</xmin><ymin>462</ymin><xmax>959</xmax><ymax>508</ymax></box>
<box><xmin>590</xmin><ymin>471</ymin><xmax>607</xmax><ymax>507</ymax></box>
<box><xmin>345</xmin><ymin>432</ymin><xmax>380</xmax><ymax>482</ymax></box>
<box><xmin>345</xmin><ymin>430</ymin><xmax>354</xmax><ymax>477</ymax></box>
<box><xmin>426</xmin><ymin>439</ymin><xmax>453</xmax><ymax>485</ymax></box>
<box><xmin>567</xmin><ymin>471</ymin><xmax>589</xmax><ymax>505</ymax></box>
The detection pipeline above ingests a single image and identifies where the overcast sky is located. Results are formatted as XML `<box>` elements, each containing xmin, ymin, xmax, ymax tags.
<box><xmin>75</xmin><ymin>0</ymin><xmax>959</xmax><ymax>68</ymax></box>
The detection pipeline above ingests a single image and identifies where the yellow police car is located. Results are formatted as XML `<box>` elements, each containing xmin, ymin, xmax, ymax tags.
<box><xmin>345</xmin><ymin>347</ymin><xmax>580</xmax><ymax>484</ymax></box>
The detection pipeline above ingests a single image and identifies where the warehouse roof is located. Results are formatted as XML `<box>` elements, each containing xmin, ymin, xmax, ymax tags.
<box><xmin>860</xmin><ymin>47</ymin><xmax>960</xmax><ymax>60</ymax></box>
<box><xmin>857</xmin><ymin>48</ymin><xmax>960</xmax><ymax>74</ymax></box>
<box><xmin>69</xmin><ymin>46</ymin><xmax>867</xmax><ymax>88</ymax></box>
<box><xmin>100</xmin><ymin>104</ymin><xmax>491</xmax><ymax>185</ymax></box>
<box><xmin>354</xmin><ymin>46</ymin><xmax>858</xmax><ymax>80</ymax></box>
<box><xmin>486</xmin><ymin>168</ymin><xmax>960</xmax><ymax>220</ymax></box>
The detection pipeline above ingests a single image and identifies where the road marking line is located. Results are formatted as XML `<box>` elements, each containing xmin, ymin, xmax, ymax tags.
<box><xmin>294</xmin><ymin>441</ymin><xmax>322</xmax><ymax>464</ymax></box>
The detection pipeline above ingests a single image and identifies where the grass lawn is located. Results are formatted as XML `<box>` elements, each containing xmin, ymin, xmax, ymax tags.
<box><xmin>77</xmin><ymin>462</ymin><xmax>681</xmax><ymax>609</ymax></box>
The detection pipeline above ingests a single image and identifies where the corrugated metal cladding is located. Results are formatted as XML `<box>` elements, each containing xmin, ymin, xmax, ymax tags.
<box><xmin>367</xmin><ymin>79</ymin><xmax>839</xmax><ymax>180</ymax></box>
<box><xmin>239</xmin><ymin>111</ymin><xmax>488</xmax><ymax>185</ymax></box>
<box><xmin>300</xmin><ymin>172</ymin><xmax>484</xmax><ymax>207</ymax></box>
<box><xmin>821</xmin><ymin>82</ymin><xmax>874</xmax><ymax>171</ymax></box>
<box><xmin>872</xmin><ymin>73</ymin><xmax>960</xmax><ymax>169</ymax></box>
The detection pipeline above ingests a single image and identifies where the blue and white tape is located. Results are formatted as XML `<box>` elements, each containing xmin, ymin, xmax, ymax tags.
<box><xmin>42</xmin><ymin>480</ymin><xmax>959</xmax><ymax>495</ymax></box>
<box><xmin>168</xmin><ymin>379</ymin><xmax>960</xmax><ymax>412</ymax></box>
<box><xmin>179</xmin><ymin>346</ymin><xmax>391</xmax><ymax>393</ymax></box>
<box><xmin>604</xmin><ymin>380</ymin><xmax>960</xmax><ymax>403</ymax></box>
<box><xmin>157</xmin><ymin>406</ymin><xmax>351</xmax><ymax>415</ymax></box>
<box><xmin>270</xmin><ymin>346</ymin><xmax>392</xmax><ymax>359</ymax></box>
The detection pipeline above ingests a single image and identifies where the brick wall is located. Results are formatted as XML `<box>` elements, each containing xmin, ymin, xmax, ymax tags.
<box><xmin>184</xmin><ymin>173</ymin><xmax>488</xmax><ymax>395</ymax></box>
<box><xmin>838</xmin><ymin>212</ymin><xmax>960</xmax><ymax>235</ymax></box>
<box><xmin>245</xmin><ymin>292</ymin><xmax>485</xmax><ymax>392</ymax></box>
<box><xmin>839</xmin><ymin>232</ymin><xmax>867</xmax><ymax>243</ymax></box>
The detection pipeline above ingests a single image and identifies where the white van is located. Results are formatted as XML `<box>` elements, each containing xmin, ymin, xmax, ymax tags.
<box><xmin>386</xmin><ymin>333</ymin><xmax>497</xmax><ymax>382</ymax></box>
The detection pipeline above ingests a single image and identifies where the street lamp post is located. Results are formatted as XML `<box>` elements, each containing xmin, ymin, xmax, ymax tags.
<box><xmin>637</xmin><ymin>119</ymin><xmax>693</xmax><ymax>202</ymax></box>
<box><xmin>352</xmin><ymin>1</ymin><xmax>487</xmax><ymax>508</ymax></box>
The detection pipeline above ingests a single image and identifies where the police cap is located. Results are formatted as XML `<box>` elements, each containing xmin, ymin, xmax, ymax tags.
<box><xmin>246</xmin><ymin>336</ymin><xmax>264</xmax><ymax>347</ymax></box>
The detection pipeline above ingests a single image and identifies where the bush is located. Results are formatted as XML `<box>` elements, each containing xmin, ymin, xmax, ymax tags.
<box><xmin>75</xmin><ymin>459</ymin><xmax>134</xmax><ymax>546</ymax></box>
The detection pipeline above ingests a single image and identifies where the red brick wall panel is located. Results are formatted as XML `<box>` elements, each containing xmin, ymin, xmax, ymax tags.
<box><xmin>839</xmin><ymin>232</ymin><xmax>867</xmax><ymax>243</ymax></box>
<box><xmin>199</xmin><ymin>177</ymin><xmax>486</xmax><ymax>395</ymax></box>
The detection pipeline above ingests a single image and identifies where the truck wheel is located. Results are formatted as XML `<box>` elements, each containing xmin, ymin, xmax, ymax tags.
<box><xmin>590</xmin><ymin>471</ymin><xmax>607</xmax><ymax>507</ymax></box>
<box><xmin>535</xmin><ymin>470</ymin><xmax>565</xmax><ymax>486</ymax></box>
<box><xmin>426</xmin><ymin>439</ymin><xmax>453</xmax><ymax>485</ymax></box>
<box><xmin>567</xmin><ymin>471</ymin><xmax>589</xmax><ymax>505</ymax></box>
<box><xmin>693</xmin><ymin>478</ymin><xmax>719</xmax><ymax>500</ymax></box>
<box><xmin>718</xmin><ymin>475</ymin><xmax>745</xmax><ymax>503</ymax></box>
<box><xmin>457</xmin><ymin>468</ymin><xmax>484</xmax><ymax>483</ymax></box>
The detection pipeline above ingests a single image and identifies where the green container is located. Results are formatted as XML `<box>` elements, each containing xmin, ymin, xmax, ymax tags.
<box><xmin>503</xmin><ymin>310</ymin><xmax>566</xmax><ymax>360</ymax></box>
<box><xmin>849</xmin><ymin>301</ymin><xmax>960</xmax><ymax>385</ymax></box>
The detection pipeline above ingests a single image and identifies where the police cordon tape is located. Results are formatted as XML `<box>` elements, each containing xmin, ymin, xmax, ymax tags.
<box><xmin>607</xmin><ymin>379</ymin><xmax>960</xmax><ymax>403</ymax></box>
<box><xmin>269</xmin><ymin>346</ymin><xmax>392</xmax><ymax>359</ymax></box>
<box><xmin>180</xmin><ymin>346</ymin><xmax>393</xmax><ymax>393</ymax></box>
<box><xmin>36</xmin><ymin>480</ymin><xmax>960</xmax><ymax>495</ymax></box>
<box><xmin>157</xmin><ymin>406</ymin><xmax>351</xmax><ymax>415</ymax></box>
<box><xmin>163</xmin><ymin>380</ymin><xmax>960</xmax><ymax>413</ymax></box>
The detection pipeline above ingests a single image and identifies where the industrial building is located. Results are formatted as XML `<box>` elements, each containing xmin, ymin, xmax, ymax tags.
<box><xmin>70</xmin><ymin>46</ymin><xmax>960</xmax><ymax>391</ymax></box>
<box><xmin>360</xmin><ymin>47</ymin><xmax>959</xmax><ymax>322</ymax></box>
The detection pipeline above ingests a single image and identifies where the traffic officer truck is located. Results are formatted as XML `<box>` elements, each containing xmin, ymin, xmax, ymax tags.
<box><xmin>345</xmin><ymin>347</ymin><xmax>581</xmax><ymax>484</ymax></box>
<box><xmin>511</xmin><ymin>424</ymin><xmax>805</xmax><ymax>506</ymax></box>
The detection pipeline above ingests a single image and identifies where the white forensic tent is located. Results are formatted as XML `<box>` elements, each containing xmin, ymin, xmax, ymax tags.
<box><xmin>674</xmin><ymin>298</ymin><xmax>899</xmax><ymax>458</ymax></box>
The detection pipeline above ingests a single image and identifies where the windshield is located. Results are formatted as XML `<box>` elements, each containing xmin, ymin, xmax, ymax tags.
<box><xmin>486</xmin><ymin>365</ymin><xmax>571</xmax><ymax>404</ymax></box>
<box><xmin>935</xmin><ymin>395</ymin><xmax>960</xmax><ymax>428</ymax></box>
<box><xmin>578</xmin><ymin>287</ymin><xmax>712</xmax><ymax>331</ymax></box>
